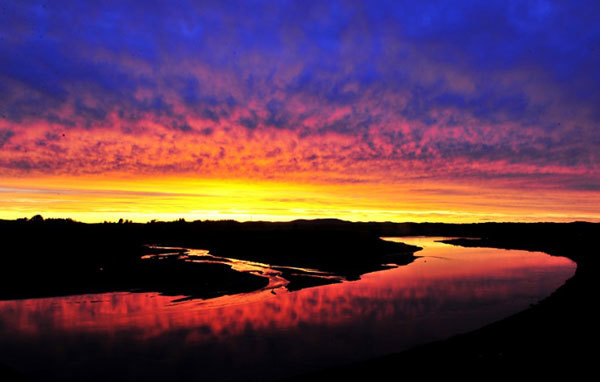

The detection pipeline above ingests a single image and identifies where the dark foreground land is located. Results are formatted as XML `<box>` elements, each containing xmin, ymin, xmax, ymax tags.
<box><xmin>0</xmin><ymin>218</ymin><xmax>598</xmax><ymax>380</ymax></box>
<box><xmin>0</xmin><ymin>218</ymin><xmax>419</xmax><ymax>300</ymax></box>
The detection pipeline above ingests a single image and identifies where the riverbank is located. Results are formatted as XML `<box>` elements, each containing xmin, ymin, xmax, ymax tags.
<box><xmin>290</xmin><ymin>232</ymin><xmax>595</xmax><ymax>380</ymax></box>
<box><xmin>0</xmin><ymin>218</ymin><xmax>419</xmax><ymax>300</ymax></box>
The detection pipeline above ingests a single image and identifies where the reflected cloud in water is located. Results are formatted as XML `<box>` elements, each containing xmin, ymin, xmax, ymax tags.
<box><xmin>0</xmin><ymin>238</ymin><xmax>576</xmax><ymax>381</ymax></box>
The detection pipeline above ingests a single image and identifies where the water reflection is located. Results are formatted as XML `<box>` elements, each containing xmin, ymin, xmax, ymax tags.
<box><xmin>0</xmin><ymin>237</ymin><xmax>576</xmax><ymax>381</ymax></box>
<box><xmin>142</xmin><ymin>246</ymin><xmax>344</xmax><ymax>295</ymax></box>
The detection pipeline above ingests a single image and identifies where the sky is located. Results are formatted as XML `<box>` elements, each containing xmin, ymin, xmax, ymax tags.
<box><xmin>1</xmin><ymin>0</ymin><xmax>599</xmax><ymax>222</ymax></box>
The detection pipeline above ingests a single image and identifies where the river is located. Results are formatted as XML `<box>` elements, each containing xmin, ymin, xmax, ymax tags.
<box><xmin>0</xmin><ymin>237</ymin><xmax>576</xmax><ymax>381</ymax></box>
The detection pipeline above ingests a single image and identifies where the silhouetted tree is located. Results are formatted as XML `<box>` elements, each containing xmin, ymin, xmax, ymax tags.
<box><xmin>30</xmin><ymin>215</ymin><xmax>44</xmax><ymax>222</ymax></box>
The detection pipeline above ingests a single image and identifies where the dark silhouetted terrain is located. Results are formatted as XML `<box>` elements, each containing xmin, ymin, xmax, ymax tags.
<box><xmin>0</xmin><ymin>218</ymin><xmax>419</xmax><ymax>300</ymax></box>
<box><xmin>0</xmin><ymin>218</ymin><xmax>597</xmax><ymax>381</ymax></box>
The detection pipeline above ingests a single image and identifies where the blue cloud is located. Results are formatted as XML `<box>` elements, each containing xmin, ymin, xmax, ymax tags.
<box><xmin>0</xmin><ymin>129</ymin><xmax>15</xmax><ymax>148</ymax></box>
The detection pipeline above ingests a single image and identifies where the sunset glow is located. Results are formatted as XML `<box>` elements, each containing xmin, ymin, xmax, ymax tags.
<box><xmin>1</xmin><ymin>1</ymin><xmax>599</xmax><ymax>222</ymax></box>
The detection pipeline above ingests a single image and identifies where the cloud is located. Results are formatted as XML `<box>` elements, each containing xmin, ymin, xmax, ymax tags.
<box><xmin>0</xmin><ymin>1</ymin><xmax>599</xmax><ymax>192</ymax></box>
<box><xmin>170</xmin><ymin>122</ymin><xmax>193</xmax><ymax>133</ymax></box>
<box><xmin>0</xmin><ymin>129</ymin><xmax>15</xmax><ymax>148</ymax></box>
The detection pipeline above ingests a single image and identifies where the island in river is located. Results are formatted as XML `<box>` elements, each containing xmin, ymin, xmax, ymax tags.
<box><xmin>0</xmin><ymin>218</ymin><xmax>597</xmax><ymax>380</ymax></box>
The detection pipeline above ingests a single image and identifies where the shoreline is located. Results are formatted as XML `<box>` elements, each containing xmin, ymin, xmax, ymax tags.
<box><xmin>0</xmin><ymin>219</ymin><xmax>419</xmax><ymax>301</ymax></box>
<box><xmin>288</xmin><ymin>234</ymin><xmax>594</xmax><ymax>380</ymax></box>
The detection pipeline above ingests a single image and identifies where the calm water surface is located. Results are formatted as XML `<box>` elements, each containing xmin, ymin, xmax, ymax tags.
<box><xmin>0</xmin><ymin>237</ymin><xmax>576</xmax><ymax>381</ymax></box>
